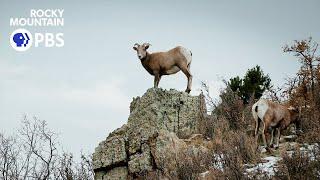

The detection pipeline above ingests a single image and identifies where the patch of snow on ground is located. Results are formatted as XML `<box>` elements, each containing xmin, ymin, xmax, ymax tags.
<box><xmin>300</xmin><ymin>143</ymin><xmax>319</xmax><ymax>160</ymax></box>
<box><xmin>246</xmin><ymin>156</ymin><xmax>281</xmax><ymax>176</ymax></box>
<box><xmin>301</xmin><ymin>143</ymin><xmax>318</xmax><ymax>151</ymax></box>
<box><xmin>212</xmin><ymin>153</ymin><xmax>224</xmax><ymax>170</ymax></box>
<box><xmin>245</xmin><ymin>143</ymin><xmax>319</xmax><ymax>177</ymax></box>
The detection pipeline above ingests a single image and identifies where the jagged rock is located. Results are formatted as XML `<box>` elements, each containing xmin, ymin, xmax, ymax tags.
<box><xmin>128</xmin><ymin>143</ymin><xmax>153</xmax><ymax>174</ymax></box>
<box><xmin>128</xmin><ymin>88</ymin><xmax>206</xmax><ymax>138</ymax></box>
<box><xmin>93</xmin><ymin>88</ymin><xmax>207</xmax><ymax>179</ymax></box>
<box><xmin>92</xmin><ymin>126</ymin><xmax>127</xmax><ymax>169</ymax></box>
<box><xmin>150</xmin><ymin>130</ymin><xmax>187</xmax><ymax>177</ymax></box>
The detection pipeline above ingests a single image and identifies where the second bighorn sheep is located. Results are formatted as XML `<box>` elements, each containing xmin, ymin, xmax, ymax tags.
<box><xmin>133</xmin><ymin>43</ymin><xmax>193</xmax><ymax>93</ymax></box>
<box><xmin>252</xmin><ymin>99</ymin><xmax>301</xmax><ymax>149</ymax></box>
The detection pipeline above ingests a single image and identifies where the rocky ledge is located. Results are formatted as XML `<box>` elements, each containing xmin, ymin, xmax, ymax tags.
<box><xmin>92</xmin><ymin>88</ymin><xmax>208</xmax><ymax>179</ymax></box>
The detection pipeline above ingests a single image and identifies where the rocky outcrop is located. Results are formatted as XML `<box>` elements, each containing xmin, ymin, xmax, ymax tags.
<box><xmin>93</xmin><ymin>88</ymin><xmax>207</xmax><ymax>179</ymax></box>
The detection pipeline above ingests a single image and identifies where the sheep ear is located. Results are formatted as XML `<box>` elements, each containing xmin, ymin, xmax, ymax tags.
<box><xmin>133</xmin><ymin>43</ymin><xmax>139</xmax><ymax>51</ymax></box>
<box><xmin>143</xmin><ymin>43</ymin><xmax>150</xmax><ymax>50</ymax></box>
<box><xmin>288</xmin><ymin>106</ymin><xmax>298</xmax><ymax>112</ymax></box>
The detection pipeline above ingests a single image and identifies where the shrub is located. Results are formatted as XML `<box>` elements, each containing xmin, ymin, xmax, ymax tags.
<box><xmin>213</xmin><ymin>87</ymin><xmax>245</xmax><ymax>130</ymax></box>
<box><xmin>275</xmin><ymin>146</ymin><xmax>320</xmax><ymax>179</ymax></box>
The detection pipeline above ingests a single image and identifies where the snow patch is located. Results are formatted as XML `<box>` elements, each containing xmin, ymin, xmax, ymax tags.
<box><xmin>246</xmin><ymin>156</ymin><xmax>281</xmax><ymax>177</ymax></box>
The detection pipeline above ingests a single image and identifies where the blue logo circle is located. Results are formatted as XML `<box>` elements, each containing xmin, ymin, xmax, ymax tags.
<box><xmin>10</xmin><ymin>29</ymin><xmax>33</xmax><ymax>51</ymax></box>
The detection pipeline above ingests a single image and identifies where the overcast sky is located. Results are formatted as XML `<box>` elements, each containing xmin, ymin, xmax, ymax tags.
<box><xmin>0</xmin><ymin>0</ymin><xmax>319</xmax><ymax>156</ymax></box>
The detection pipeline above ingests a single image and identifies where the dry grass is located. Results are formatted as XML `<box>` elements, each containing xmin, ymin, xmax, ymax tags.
<box><xmin>211</xmin><ymin>118</ymin><xmax>260</xmax><ymax>179</ymax></box>
<box><xmin>176</xmin><ymin>149</ymin><xmax>212</xmax><ymax>180</ymax></box>
<box><xmin>296</xmin><ymin>104</ymin><xmax>320</xmax><ymax>144</ymax></box>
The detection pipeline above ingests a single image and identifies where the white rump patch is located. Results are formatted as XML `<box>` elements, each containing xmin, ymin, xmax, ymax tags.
<box><xmin>179</xmin><ymin>47</ymin><xmax>192</xmax><ymax>65</ymax></box>
<box><xmin>254</xmin><ymin>99</ymin><xmax>269</xmax><ymax>120</ymax></box>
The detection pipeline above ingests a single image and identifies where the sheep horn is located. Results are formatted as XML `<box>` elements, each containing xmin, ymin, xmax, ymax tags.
<box><xmin>134</xmin><ymin>43</ymin><xmax>140</xmax><ymax>47</ymax></box>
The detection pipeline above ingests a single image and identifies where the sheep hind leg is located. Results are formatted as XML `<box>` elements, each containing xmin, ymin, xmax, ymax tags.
<box><xmin>275</xmin><ymin>128</ymin><xmax>281</xmax><ymax>149</ymax></box>
<box><xmin>254</xmin><ymin>116</ymin><xmax>260</xmax><ymax>138</ymax></box>
<box><xmin>254</xmin><ymin>117</ymin><xmax>260</xmax><ymax>149</ymax></box>
<box><xmin>180</xmin><ymin>65</ymin><xmax>192</xmax><ymax>93</ymax></box>
<box><xmin>262</xmin><ymin>121</ymin><xmax>271</xmax><ymax>152</ymax></box>
<box><xmin>269</xmin><ymin>128</ymin><xmax>275</xmax><ymax>148</ymax></box>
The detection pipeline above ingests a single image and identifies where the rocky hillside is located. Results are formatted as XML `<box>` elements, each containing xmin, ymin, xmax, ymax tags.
<box><xmin>92</xmin><ymin>88</ymin><xmax>320</xmax><ymax>179</ymax></box>
<box><xmin>92</xmin><ymin>88</ymin><xmax>210</xmax><ymax>179</ymax></box>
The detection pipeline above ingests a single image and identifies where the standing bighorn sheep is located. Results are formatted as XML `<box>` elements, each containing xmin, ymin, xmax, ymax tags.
<box><xmin>133</xmin><ymin>43</ymin><xmax>193</xmax><ymax>93</ymax></box>
<box><xmin>252</xmin><ymin>99</ymin><xmax>301</xmax><ymax>149</ymax></box>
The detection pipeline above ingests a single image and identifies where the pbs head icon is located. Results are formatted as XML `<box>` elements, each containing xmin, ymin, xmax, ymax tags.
<box><xmin>10</xmin><ymin>28</ymin><xmax>33</xmax><ymax>52</ymax></box>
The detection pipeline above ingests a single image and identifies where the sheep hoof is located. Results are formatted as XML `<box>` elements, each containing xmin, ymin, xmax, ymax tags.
<box><xmin>185</xmin><ymin>89</ymin><xmax>191</xmax><ymax>93</ymax></box>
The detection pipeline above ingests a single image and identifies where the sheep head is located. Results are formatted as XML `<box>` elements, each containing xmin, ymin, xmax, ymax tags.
<box><xmin>287</xmin><ymin>106</ymin><xmax>302</xmax><ymax>128</ymax></box>
<box><xmin>133</xmin><ymin>42</ymin><xmax>151</xmax><ymax>60</ymax></box>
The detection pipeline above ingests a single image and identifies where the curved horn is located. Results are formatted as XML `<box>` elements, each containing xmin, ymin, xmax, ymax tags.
<box><xmin>134</xmin><ymin>43</ymin><xmax>140</xmax><ymax>47</ymax></box>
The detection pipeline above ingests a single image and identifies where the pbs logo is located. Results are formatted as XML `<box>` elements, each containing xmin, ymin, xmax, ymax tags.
<box><xmin>10</xmin><ymin>28</ymin><xmax>33</xmax><ymax>52</ymax></box>
<box><xmin>10</xmin><ymin>28</ymin><xmax>64</xmax><ymax>52</ymax></box>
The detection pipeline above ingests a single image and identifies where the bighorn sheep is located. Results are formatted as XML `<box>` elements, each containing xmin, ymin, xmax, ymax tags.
<box><xmin>252</xmin><ymin>99</ymin><xmax>301</xmax><ymax>149</ymax></box>
<box><xmin>133</xmin><ymin>43</ymin><xmax>193</xmax><ymax>93</ymax></box>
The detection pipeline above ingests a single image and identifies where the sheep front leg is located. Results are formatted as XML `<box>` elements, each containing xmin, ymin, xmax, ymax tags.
<box><xmin>154</xmin><ymin>73</ymin><xmax>161</xmax><ymax>88</ymax></box>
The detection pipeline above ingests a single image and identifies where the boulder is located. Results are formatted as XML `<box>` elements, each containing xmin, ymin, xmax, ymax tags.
<box><xmin>93</xmin><ymin>88</ymin><xmax>207</xmax><ymax>179</ymax></box>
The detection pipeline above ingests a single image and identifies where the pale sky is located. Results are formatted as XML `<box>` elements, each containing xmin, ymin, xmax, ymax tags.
<box><xmin>0</xmin><ymin>0</ymin><xmax>319</xmax><ymax>156</ymax></box>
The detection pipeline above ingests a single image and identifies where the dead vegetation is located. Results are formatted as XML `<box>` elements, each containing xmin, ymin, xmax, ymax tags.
<box><xmin>0</xmin><ymin>116</ymin><xmax>94</xmax><ymax>180</ymax></box>
<box><xmin>195</xmin><ymin>37</ymin><xmax>320</xmax><ymax>179</ymax></box>
<box><xmin>275</xmin><ymin>146</ymin><xmax>320</xmax><ymax>180</ymax></box>
<box><xmin>176</xmin><ymin>82</ymin><xmax>260</xmax><ymax>179</ymax></box>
